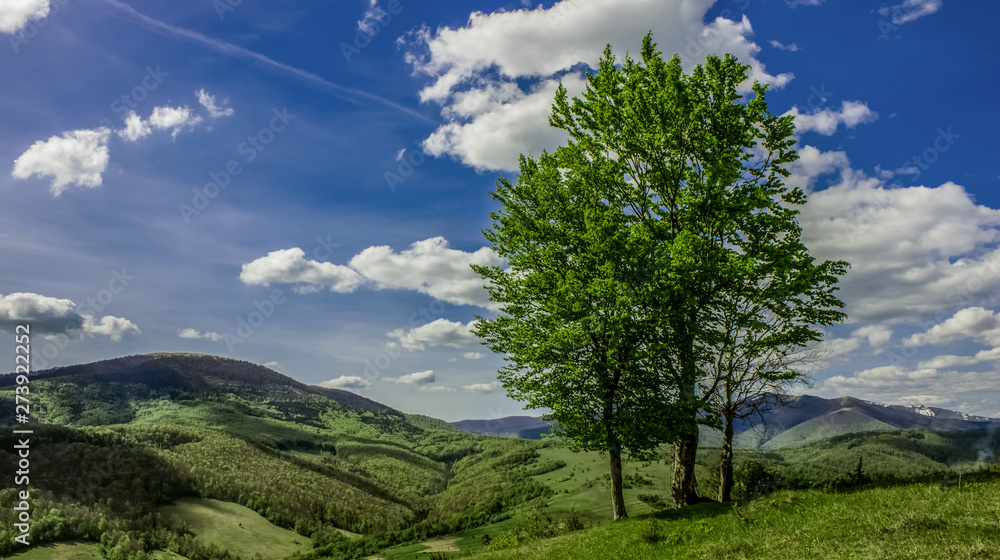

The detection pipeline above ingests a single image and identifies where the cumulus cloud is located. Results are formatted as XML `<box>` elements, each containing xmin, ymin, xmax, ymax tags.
<box><xmin>879</xmin><ymin>0</ymin><xmax>942</xmax><ymax>25</ymax></box>
<box><xmin>81</xmin><ymin>315</ymin><xmax>141</xmax><ymax>341</ymax></box>
<box><xmin>387</xmin><ymin>319</ymin><xmax>479</xmax><ymax>351</ymax></box>
<box><xmin>0</xmin><ymin>292</ymin><xmax>139</xmax><ymax>340</ymax></box>
<box><xmin>178</xmin><ymin>327</ymin><xmax>223</xmax><ymax>341</ymax></box>
<box><xmin>768</xmin><ymin>40</ymin><xmax>799</xmax><ymax>51</ymax></box>
<box><xmin>905</xmin><ymin>307</ymin><xmax>1000</xmax><ymax>347</ymax></box>
<box><xmin>796</xmin><ymin>147</ymin><xmax>1000</xmax><ymax>323</ymax></box>
<box><xmin>0</xmin><ymin>0</ymin><xmax>49</xmax><ymax>34</ymax></box>
<box><xmin>851</xmin><ymin>325</ymin><xmax>893</xmax><ymax>348</ymax></box>
<box><xmin>263</xmin><ymin>360</ymin><xmax>281</xmax><ymax>369</ymax></box>
<box><xmin>148</xmin><ymin>105</ymin><xmax>203</xmax><ymax>138</ymax></box>
<box><xmin>318</xmin><ymin>376</ymin><xmax>372</xmax><ymax>389</ymax></box>
<box><xmin>12</xmin><ymin>128</ymin><xmax>111</xmax><ymax>195</ymax></box>
<box><xmin>463</xmin><ymin>352</ymin><xmax>484</xmax><ymax>360</ymax></box>
<box><xmin>784</xmin><ymin>100</ymin><xmax>878</xmax><ymax>136</ymax></box>
<box><xmin>384</xmin><ymin>369</ymin><xmax>436</xmax><ymax>384</ymax></box>
<box><xmin>463</xmin><ymin>381</ymin><xmax>501</xmax><ymax>393</ymax></box>
<box><xmin>350</xmin><ymin>237</ymin><xmax>502</xmax><ymax>308</ymax></box>
<box><xmin>196</xmin><ymin>89</ymin><xmax>234</xmax><ymax>118</ymax></box>
<box><xmin>240</xmin><ymin>248</ymin><xmax>364</xmax><ymax>293</ymax></box>
<box><xmin>917</xmin><ymin>347</ymin><xmax>1000</xmax><ymax>370</ymax></box>
<box><xmin>118</xmin><ymin>111</ymin><xmax>152</xmax><ymax>142</ymax></box>
<box><xmin>403</xmin><ymin>0</ymin><xmax>792</xmax><ymax>172</ymax></box>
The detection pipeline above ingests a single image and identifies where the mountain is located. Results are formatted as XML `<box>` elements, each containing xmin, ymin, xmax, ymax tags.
<box><xmin>454</xmin><ymin>395</ymin><xmax>1000</xmax><ymax>449</ymax></box>
<box><xmin>0</xmin><ymin>353</ymin><xmax>555</xmax><ymax>558</ymax></box>
<box><xmin>729</xmin><ymin>395</ymin><xmax>1000</xmax><ymax>449</ymax></box>
<box><xmin>453</xmin><ymin>415</ymin><xmax>552</xmax><ymax>439</ymax></box>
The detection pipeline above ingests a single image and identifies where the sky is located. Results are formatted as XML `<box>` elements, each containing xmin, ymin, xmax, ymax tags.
<box><xmin>2</xmin><ymin>0</ymin><xmax>1000</xmax><ymax>421</ymax></box>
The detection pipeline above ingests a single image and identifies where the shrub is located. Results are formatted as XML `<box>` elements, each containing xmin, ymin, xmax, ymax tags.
<box><xmin>734</xmin><ymin>459</ymin><xmax>784</xmax><ymax>500</ymax></box>
<box><xmin>640</xmin><ymin>518</ymin><xmax>663</xmax><ymax>543</ymax></box>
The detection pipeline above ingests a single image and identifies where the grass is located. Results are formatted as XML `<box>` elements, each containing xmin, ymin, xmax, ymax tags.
<box><xmin>160</xmin><ymin>498</ymin><xmax>311</xmax><ymax>559</ymax></box>
<box><xmin>7</xmin><ymin>542</ymin><xmax>105</xmax><ymax>560</ymax></box>
<box><xmin>463</xmin><ymin>474</ymin><xmax>1000</xmax><ymax>560</ymax></box>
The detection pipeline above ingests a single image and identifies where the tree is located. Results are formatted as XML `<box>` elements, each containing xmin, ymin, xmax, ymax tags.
<box><xmin>472</xmin><ymin>150</ymin><xmax>683</xmax><ymax>521</ymax></box>
<box><xmin>706</xmin><ymin>282</ymin><xmax>842</xmax><ymax>502</ymax></box>
<box><xmin>547</xmin><ymin>34</ymin><xmax>839</xmax><ymax>506</ymax></box>
<box><xmin>476</xmin><ymin>33</ymin><xmax>848</xmax><ymax>513</ymax></box>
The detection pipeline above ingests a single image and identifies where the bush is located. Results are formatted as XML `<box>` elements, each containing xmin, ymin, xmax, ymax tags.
<box><xmin>734</xmin><ymin>459</ymin><xmax>784</xmax><ymax>500</ymax></box>
<box><xmin>637</xmin><ymin>493</ymin><xmax>669</xmax><ymax>511</ymax></box>
<box><xmin>640</xmin><ymin>518</ymin><xmax>663</xmax><ymax>543</ymax></box>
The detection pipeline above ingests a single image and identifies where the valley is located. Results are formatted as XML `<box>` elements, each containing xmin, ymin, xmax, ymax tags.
<box><xmin>0</xmin><ymin>353</ymin><xmax>997</xmax><ymax>559</ymax></box>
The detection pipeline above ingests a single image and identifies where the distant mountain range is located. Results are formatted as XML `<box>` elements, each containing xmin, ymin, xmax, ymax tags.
<box><xmin>453</xmin><ymin>395</ymin><xmax>1000</xmax><ymax>448</ymax></box>
<box><xmin>452</xmin><ymin>416</ymin><xmax>553</xmax><ymax>439</ymax></box>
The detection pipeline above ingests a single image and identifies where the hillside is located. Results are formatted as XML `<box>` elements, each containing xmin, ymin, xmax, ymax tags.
<box><xmin>0</xmin><ymin>354</ymin><xmax>555</xmax><ymax>558</ymax></box>
<box><xmin>462</xmin><ymin>470</ymin><xmax>1000</xmax><ymax>560</ymax></box>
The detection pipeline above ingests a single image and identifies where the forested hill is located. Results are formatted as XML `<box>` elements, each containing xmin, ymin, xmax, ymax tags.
<box><xmin>1</xmin><ymin>352</ymin><xmax>392</xmax><ymax>414</ymax></box>
<box><xmin>0</xmin><ymin>353</ymin><xmax>558</xmax><ymax>558</ymax></box>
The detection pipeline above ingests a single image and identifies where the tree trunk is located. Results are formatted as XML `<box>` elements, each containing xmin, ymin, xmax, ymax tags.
<box><xmin>671</xmin><ymin>427</ymin><xmax>700</xmax><ymax>507</ymax></box>
<box><xmin>718</xmin><ymin>410</ymin><xmax>735</xmax><ymax>502</ymax></box>
<box><xmin>609</xmin><ymin>442</ymin><xmax>628</xmax><ymax>521</ymax></box>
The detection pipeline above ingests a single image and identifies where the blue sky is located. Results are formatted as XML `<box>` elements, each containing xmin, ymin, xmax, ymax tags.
<box><xmin>2</xmin><ymin>0</ymin><xmax>1000</xmax><ymax>421</ymax></box>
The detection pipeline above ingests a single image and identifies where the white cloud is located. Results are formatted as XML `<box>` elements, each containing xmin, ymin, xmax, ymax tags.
<box><xmin>196</xmin><ymin>89</ymin><xmax>234</xmax><ymax>118</ymax></box>
<box><xmin>463</xmin><ymin>381</ymin><xmax>501</xmax><ymax>393</ymax></box>
<box><xmin>786</xmin><ymin>0</ymin><xmax>824</xmax><ymax>5</ymax></box>
<box><xmin>404</xmin><ymin>0</ymin><xmax>793</xmax><ymax>172</ymax></box>
<box><xmin>384</xmin><ymin>369</ymin><xmax>436</xmax><ymax>384</ymax></box>
<box><xmin>81</xmin><ymin>315</ymin><xmax>141</xmax><ymax>341</ymax></box>
<box><xmin>905</xmin><ymin>307</ymin><xmax>1000</xmax><ymax>347</ymax></box>
<box><xmin>178</xmin><ymin>327</ymin><xmax>223</xmax><ymax>341</ymax></box>
<box><xmin>917</xmin><ymin>347</ymin><xmax>1000</xmax><ymax>370</ymax></box>
<box><xmin>784</xmin><ymin>100</ymin><xmax>878</xmax><ymax>136</ymax></box>
<box><xmin>318</xmin><ymin>376</ymin><xmax>372</xmax><ymax>389</ymax></box>
<box><xmin>796</xmin><ymin>147</ymin><xmax>1000</xmax><ymax>322</ymax></box>
<box><xmin>817</xmin><ymin>336</ymin><xmax>862</xmax><ymax>361</ymax></box>
<box><xmin>0</xmin><ymin>292</ymin><xmax>138</xmax><ymax>340</ymax></box>
<box><xmin>240</xmin><ymin>248</ymin><xmax>364</xmax><ymax>293</ymax></box>
<box><xmin>879</xmin><ymin>0</ymin><xmax>942</xmax><ymax>25</ymax></box>
<box><xmin>0</xmin><ymin>0</ymin><xmax>49</xmax><ymax>34</ymax></box>
<box><xmin>263</xmin><ymin>360</ymin><xmax>281</xmax><ymax>369</ymax></box>
<box><xmin>387</xmin><ymin>319</ymin><xmax>479</xmax><ymax>351</ymax></box>
<box><xmin>118</xmin><ymin>111</ymin><xmax>152</xmax><ymax>142</ymax></box>
<box><xmin>148</xmin><ymin>105</ymin><xmax>203</xmax><ymax>138</ymax></box>
<box><xmin>463</xmin><ymin>352</ymin><xmax>484</xmax><ymax>360</ymax></box>
<box><xmin>822</xmin><ymin>364</ymin><xmax>1000</xmax><ymax>417</ymax></box>
<box><xmin>12</xmin><ymin>128</ymin><xmax>111</xmax><ymax>195</ymax></box>
<box><xmin>768</xmin><ymin>40</ymin><xmax>799</xmax><ymax>52</ymax></box>
<box><xmin>357</xmin><ymin>0</ymin><xmax>387</xmax><ymax>34</ymax></box>
<box><xmin>851</xmin><ymin>325</ymin><xmax>893</xmax><ymax>348</ymax></box>
<box><xmin>350</xmin><ymin>237</ymin><xmax>502</xmax><ymax>309</ymax></box>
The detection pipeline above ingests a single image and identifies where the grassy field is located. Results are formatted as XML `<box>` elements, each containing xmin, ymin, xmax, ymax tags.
<box><xmin>463</xmin><ymin>473</ymin><xmax>1000</xmax><ymax>560</ymax></box>
<box><xmin>160</xmin><ymin>498</ymin><xmax>312</xmax><ymax>559</ymax></box>
<box><xmin>7</xmin><ymin>542</ymin><xmax>105</xmax><ymax>560</ymax></box>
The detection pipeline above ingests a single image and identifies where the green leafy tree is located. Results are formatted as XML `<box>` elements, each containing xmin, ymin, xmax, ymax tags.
<box><xmin>544</xmin><ymin>34</ymin><xmax>845</xmax><ymax>506</ymax></box>
<box><xmin>472</xmin><ymin>148</ymin><xmax>683</xmax><ymax>520</ymax></box>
